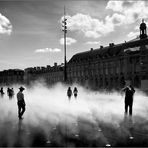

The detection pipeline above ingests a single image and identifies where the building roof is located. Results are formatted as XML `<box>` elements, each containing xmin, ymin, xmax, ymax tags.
<box><xmin>24</xmin><ymin>64</ymin><xmax>64</xmax><ymax>74</ymax></box>
<box><xmin>68</xmin><ymin>38</ymin><xmax>148</xmax><ymax>64</ymax></box>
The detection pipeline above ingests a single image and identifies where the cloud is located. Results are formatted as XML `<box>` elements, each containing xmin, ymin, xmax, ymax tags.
<box><xmin>85</xmin><ymin>31</ymin><xmax>101</xmax><ymax>38</ymax></box>
<box><xmin>86</xmin><ymin>41</ymin><xmax>100</xmax><ymax>45</ymax></box>
<box><xmin>134</xmin><ymin>25</ymin><xmax>139</xmax><ymax>30</ymax></box>
<box><xmin>60</xmin><ymin>1</ymin><xmax>148</xmax><ymax>39</ymax></box>
<box><xmin>0</xmin><ymin>13</ymin><xmax>12</xmax><ymax>35</ymax></box>
<box><xmin>106</xmin><ymin>1</ymin><xmax>148</xmax><ymax>25</ymax></box>
<box><xmin>35</xmin><ymin>48</ymin><xmax>61</xmax><ymax>53</ymax></box>
<box><xmin>61</xmin><ymin>13</ymin><xmax>116</xmax><ymax>38</ymax></box>
<box><xmin>127</xmin><ymin>31</ymin><xmax>139</xmax><ymax>39</ymax></box>
<box><xmin>105</xmin><ymin>13</ymin><xmax>125</xmax><ymax>26</ymax></box>
<box><xmin>59</xmin><ymin>37</ymin><xmax>77</xmax><ymax>45</ymax></box>
<box><xmin>106</xmin><ymin>1</ymin><xmax>124</xmax><ymax>12</ymax></box>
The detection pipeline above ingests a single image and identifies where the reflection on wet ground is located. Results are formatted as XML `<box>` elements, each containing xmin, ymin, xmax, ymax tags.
<box><xmin>0</xmin><ymin>114</ymin><xmax>148</xmax><ymax>147</ymax></box>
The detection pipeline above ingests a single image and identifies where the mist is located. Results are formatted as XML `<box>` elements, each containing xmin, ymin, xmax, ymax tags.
<box><xmin>0</xmin><ymin>82</ymin><xmax>148</xmax><ymax>146</ymax></box>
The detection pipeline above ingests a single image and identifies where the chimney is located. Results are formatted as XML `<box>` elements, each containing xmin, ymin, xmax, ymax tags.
<box><xmin>100</xmin><ymin>45</ymin><xmax>103</xmax><ymax>49</ymax></box>
<box><xmin>109</xmin><ymin>43</ymin><xmax>114</xmax><ymax>47</ymax></box>
<box><xmin>47</xmin><ymin>65</ymin><xmax>51</xmax><ymax>69</ymax></box>
<box><xmin>54</xmin><ymin>62</ymin><xmax>57</xmax><ymax>67</ymax></box>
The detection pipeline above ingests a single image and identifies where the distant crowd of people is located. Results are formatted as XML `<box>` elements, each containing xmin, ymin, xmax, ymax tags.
<box><xmin>0</xmin><ymin>83</ymin><xmax>136</xmax><ymax>120</ymax></box>
<box><xmin>0</xmin><ymin>87</ymin><xmax>14</xmax><ymax>99</ymax></box>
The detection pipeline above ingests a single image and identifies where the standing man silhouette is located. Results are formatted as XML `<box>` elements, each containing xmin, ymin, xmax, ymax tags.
<box><xmin>122</xmin><ymin>85</ymin><xmax>135</xmax><ymax>116</ymax></box>
<box><xmin>17</xmin><ymin>86</ymin><xmax>26</xmax><ymax>119</ymax></box>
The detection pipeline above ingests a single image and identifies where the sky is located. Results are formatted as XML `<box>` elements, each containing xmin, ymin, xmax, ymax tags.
<box><xmin>0</xmin><ymin>0</ymin><xmax>148</xmax><ymax>71</ymax></box>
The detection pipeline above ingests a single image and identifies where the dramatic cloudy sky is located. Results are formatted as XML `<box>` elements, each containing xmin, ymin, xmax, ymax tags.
<box><xmin>0</xmin><ymin>0</ymin><xmax>148</xmax><ymax>70</ymax></box>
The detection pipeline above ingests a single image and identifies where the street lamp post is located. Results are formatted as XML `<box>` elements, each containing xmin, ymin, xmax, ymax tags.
<box><xmin>62</xmin><ymin>7</ymin><xmax>67</xmax><ymax>82</ymax></box>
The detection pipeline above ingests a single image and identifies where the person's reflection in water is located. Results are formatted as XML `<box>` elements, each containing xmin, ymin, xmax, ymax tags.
<box><xmin>18</xmin><ymin>119</ymin><xmax>23</xmax><ymax>135</ymax></box>
<box><xmin>16</xmin><ymin>119</ymin><xmax>23</xmax><ymax>146</ymax></box>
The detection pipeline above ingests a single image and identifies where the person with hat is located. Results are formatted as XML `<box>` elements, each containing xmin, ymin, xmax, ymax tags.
<box><xmin>17</xmin><ymin>86</ymin><xmax>26</xmax><ymax>119</ymax></box>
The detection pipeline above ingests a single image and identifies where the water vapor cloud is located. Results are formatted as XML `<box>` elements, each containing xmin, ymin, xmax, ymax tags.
<box><xmin>0</xmin><ymin>82</ymin><xmax>148</xmax><ymax>146</ymax></box>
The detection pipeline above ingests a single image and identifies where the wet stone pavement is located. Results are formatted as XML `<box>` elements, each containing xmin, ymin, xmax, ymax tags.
<box><xmin>0</xmin><ymin>115</ymin><xmax>148</xmax><ymax>147</ymax></box>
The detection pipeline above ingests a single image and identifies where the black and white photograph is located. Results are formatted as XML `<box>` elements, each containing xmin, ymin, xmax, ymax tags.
<box><xmin>0</xmin><ymin>0</ymin><xmax>148</xmax><ymax>147</ymax></box>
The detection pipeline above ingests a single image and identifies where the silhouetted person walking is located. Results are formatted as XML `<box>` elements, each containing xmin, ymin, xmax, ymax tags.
<box><xmin>67</xmin><ymin>87</ymin><xmax>72</xmax><ymax>101</ymax></box>
<box><xmin>7</xmin><ymin>87</ymin><xmax>12</xmax><ymax>99</ymax></box>
<box><xmin>8</xmin><ymin>88</ymin><xmax>14</xmax><ymax>99</ymax></box>
<box><xmin>17</xmin><ymin>86</ymin><xmax>26</xmax><ymax>119</ymax></box>
<box><xmin>122</xmin><ymin>85</ymin><xmax>135</xmax><ymax>116</ymax></box>
<box><xmin>0</xmin><ymin>87</ymin><xmax>4</xmax><ymax>98</ymax></box>
<box><xmin>11</xmin><ymin>88</ymin><xmax>14</xmax><ymax>98</ymax></box>
<box><xmin>7</xmin><ymin>87</ymin><xmax>10</xmax><ymax>96</ymax></box>
<box><xmin>73</xmin><ymin>87</ymin><xmax>78</xmax><ymax>99</ymax></box>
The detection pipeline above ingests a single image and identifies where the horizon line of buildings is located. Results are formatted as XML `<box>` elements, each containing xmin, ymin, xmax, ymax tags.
<box><xmin>0</xmin><ymin>20</ymin><xmax>148</xmax><ymax>91</ymax></box>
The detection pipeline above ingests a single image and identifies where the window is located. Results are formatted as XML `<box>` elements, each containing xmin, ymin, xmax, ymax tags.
<box><xmin>105</xmin><ymin>68</ymin><xmax>108</xmax><ymax>74</ymax></box>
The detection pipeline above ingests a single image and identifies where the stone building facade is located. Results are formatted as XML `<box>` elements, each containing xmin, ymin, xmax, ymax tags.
<box><xmin>24</xmin><ymin>63</ymin><xmax>64</xmax><ymax>85</ymax></box>
<box><xmin>0</xmin><ymin>69</ymin><xmax>24</xmax><ymax>86</ymax></box>
<box><xmin>67</xmin><ymin>21</ymin><xmax>148</xmax><ymax>91</ymax></box>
